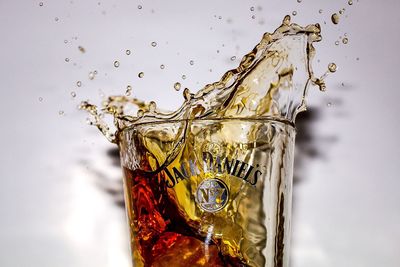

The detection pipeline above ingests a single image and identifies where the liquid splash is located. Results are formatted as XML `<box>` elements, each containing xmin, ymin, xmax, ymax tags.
<box><xmin>81</xmin><ymin>16</ymin><xmax>327</xmax><ymax>144</ymax></box>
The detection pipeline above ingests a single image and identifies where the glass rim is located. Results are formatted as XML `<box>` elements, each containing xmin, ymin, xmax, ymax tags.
<box><xmin>120</xmin><ymin>116</ymin><xmax>296</xmax><ymax>133</ymax></box>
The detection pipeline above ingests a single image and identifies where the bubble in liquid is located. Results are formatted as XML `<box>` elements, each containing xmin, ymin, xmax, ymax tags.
<box><xmin>319</xmin><ymin>9</ymin><xmax>323</xmax><ymax>14</ymax></box>
<box><xmin>328</xmin><ymin>63</ymin><xmax>337</xmax><ymax>73</ymax></box>
<box><xmin>230</xmin><ymin>56</ymin><xmax>236</xmax><ymax>61</ymax></box>
<box><xmin>250</xmin><ymin>6</ymin><xmax>255</xmax><ymax>11</ymax></box>
<box><xmin>39</xmin><ymin>97</ymin><xmax>43</xmax><ymax>102</ymax></box>
<box><xmin>125</xmin><ymin>85</ymin><xmax>132</xmax><ymax>96</ymax></box>
<box><xmin>138</xmin><ymin>72</ymin><xmax>144</xmax><ymax>78</ymax></box>
<box><xmin>292</xmin><ymin>11</ymin><xmax>297</xmax><ymax>16</ymax></box>
<box><xmin>39</xmin><ymin>2</ymin><xmax>43</xmax><ymax>6</ymax></box>
<box><xmin>138</xmin><ymin>5</ymin><xmax>142</xmax><ymax>9</ymax></box>
<box><xmin>189</xmin><ymin>60</ymin><xmax>194</xmax><ymax>65</ymax></box>
<box><xmin>126</xmin><ymin>49</ymin><xmax>131</xmax><ymax>55</ymax></box>
<box><xmin>348</xmin><ymin>0</ymin><xmax>353</xmax><ymax>5</ymax></box>
<box><xmin>76</xmin><ymin>81</ymin><xmax>82</xmax><ymax>87</ymax></box>
<box><xmin>174</xmin><ymin>82</ymin><xmax>181</xmax><ymax>91</ymax></box>
<box><xmin>78</xmin><ymin>46</ymin><xmax>86</xmax><ymax>53</ymax></box>
<box><xmin>182</xmin><ymin>75</ymin><xmax>186</xmax><ymax>80</ymax></box>
<box><xmin>59</xmin><ymin>110</ymin><xmax>65</xmax><ymax>115</ymax></box>
<box><xmin>331</xmin><ymin>13</ymin><xmax>340</xmax><ymax>24</ymax></box>
<box><xmin>65</xmin><ymin>58</ymin><xmax>70</xmax><ymax>62</ymax></box>
<box><xmin>342</xmin><ymin>38</ymin><xmax>349</xmax><ymax>44</ymax></box>
<box><xmin>114</xmin><ymin>61</ymin><xmax>120</xmax><ymax>68</ymax></box>
<box><xmin>71</xmin><ymin>91</ymin><xmax>76</xmax><ymax>98</ymax></box>
<box><xmin>151</xmin><ymin>42</ymin><xmax>157</xmax><ymax>47</ymax></box>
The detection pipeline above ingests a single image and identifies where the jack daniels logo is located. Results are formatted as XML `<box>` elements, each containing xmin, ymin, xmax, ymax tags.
<box><xmin>161</xmin><ymin>151</ymin><xmax>263</xmax><ymax>189</ymax></box>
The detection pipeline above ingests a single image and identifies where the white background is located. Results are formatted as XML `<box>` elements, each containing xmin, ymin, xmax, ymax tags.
<box><xmin>0</xmin><ymin>0</ymin><xmax>399</xmax><ymax>266</ymax></box>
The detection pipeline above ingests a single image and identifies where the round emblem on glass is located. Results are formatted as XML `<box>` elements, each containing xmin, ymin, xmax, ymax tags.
<box><xmin>196</xmin><ymin>178</ymin><xmax>229</xmax><ymax>212</ymax></box>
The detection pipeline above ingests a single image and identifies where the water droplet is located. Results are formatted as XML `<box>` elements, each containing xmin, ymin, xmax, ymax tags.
<box><xmin>183</xmin><ymin>88</ymin><xmax>191</xmax><ymax>101</ymax></box>
<box><xmin>149</xmin><ymin>101</ymin><xmax>157</xmax><ymax>112</ymax></box>
<box><xmin>138</xmin><ymin>72</ymin><xmax>144</xmax><ymax>78</ymax></box>
<box><xmin>182</xmin><ymin>75</ymin><xmax>186</xmax><ymax>80</ymax></box>
<box><xmin>78</xmin><ymin>46</ymin><xmax>85</xmax><ymax>53</ymax></box>
<box><xmin>76</xmin><ymin>81</ymin><xmax>82</xmax><ymax>87</ymax></box>
<box><xmin>88</xmin><ymin>71</ymin><xmax>95</xmax><ymax>80</ymax></box>
<box><xmin>292</xmin><ymin>11</ymin><xmax>297</xmax><ymax>16</ymax></box>
<box><xmin>348</xmin><ymin>0</ymin><xmax>353</xmax><ymax>5</ymax></box>
<box><xmin>342</xmin><ymin>38</ymin><xmax>349</xmax><ymax>44</ymax></box>
<box><xmin>137</xmin><ymin>5</ymin><xmax>142</xmax><ymax>9</ymax></box>
<box><xmin>151</xmin><ymin>41</ymin><xmax>157</xmax><ymax>47</ymax></box>
<box><xmin>319</xmin><ymin>9</ymin><xmax>323</xmax><ymax>14</ymax></box>
<box><xmin>125</xmin><ymin>85</ymin><xmax>132</xmax><ymax>96</ymax></box>
<box><xmin>160</xmin><ymin>64</ymin><xmax>165</xmax><ymax>69</ymax></box>
<box><xmin>65</xmin><ymin>58</ymin><xmax>70</xmax><ymax>62</ymax></box>
<box><xmin>39</xmin><ymin>2</ymin><xmax>43</xmax><ymax>6</ymax></box>
<box><xmin>126</xmin><ymin>49</ymin><xmax>131</xmax><ymax>55</ymax></box>
<box><xmin>189</xmin><ymin>60</ymin><xmax>194</xmax><ymax>65</ymax></box>
<box><xmin>137</xmin><ymin>109</ymin><xmax>144</xmax><ymax>117</ymax></box>
<box><xmin>114</xmin><ymin>61</ymin><xmax>120</xmax><ymax>68</ymax></box>
<box><xmin>59</xmin><ymin>110</ymin><xmax>65</xmax><ymax>115</ymax></box>
<box><xmin>250</xmin><ymin>6</ymin><xmax>255</xmax><ymax>11</ymax></box>
<box><xmin>230</xmin><ymin>56</ymin><xmax>236</xmax><ymax>61</ymax></box>
<box><xmin>328</xmin><ymin>63</ymin><xmax>337</xmax><ymax>73</ymax></box>
<box><xmin>174</xmin><ymin>82</ymin><xmax>181</xmax><ymax>91</ymax></box>
<box><xmin>335</xmin><ymin>41</ymin><xmax>340</xmax><ymax>46</ymax></box>
<box><xmin>55</xmin><ymin>17</ymin><xmax>59</xmax><ymax>22</ymax></box>
<box><xmin>331</xmin><ymin>13</ymin><xmax>340</xmax><ymax>24</ymax></box>
<box><xmin>71</xmin><ymin>91</ymin><xmax>76</xmax><ymax>98</ymax></box>
<box><xmin>38</xmin><ymin>97</ymin><xmax>43</xmax><ymax>102</ymax></box>
<box><xmin>251</xmin><ymin>15</ymin><xmax>256</xmax><ymax>19</ymax></box>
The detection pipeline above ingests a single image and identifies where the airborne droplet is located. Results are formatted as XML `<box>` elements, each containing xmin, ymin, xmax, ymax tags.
<box><xmin>319</xmin><ymin>9</ymin><xmax>323</xmax><ymax>14</ymax></box>
<box><xmin>55</xmin><ymin>17</ymin><xmax>59</xmax><ymax>22</ymax></box>
<box><xmin>331</xmin><ymin>13</ymin><xmax>340</xmax><ymax>24</ymax></box>
<box><xmin>250</xmin><ymin>6</ymin><xmax>255</xmax><ymax>11</ymax></box>
<box><xmin>342</xmin><ymin>38</ymin><xmax>349</xmax><ymax>44</ymax></box>
<box><xmin>114</xmin><ymin>61</ymin><xmax>120</xmax><ymax>68</ymax></box>
<box><xmin>160</xmin><ymin>64</ymin><xmax>165</xmax><ymax>69</ymax></box>
<box><xmin>125</xmin><ymin>85</ymin><xmax>132</xmax><ymax>96</ymax></box>
<box><xmin>189</xmin><ymin>60</ymin><xmax>194</xmax><ymax>65</ymax></box>
<box><xmin>137</xmin><ymin>5</ymin><xmax>142</xmax><ymax>9</ymax></box>
<box><xmin>138</xmin><ymin>72</ymin><xmax>144</xmax><ymax>78</ymax></box>
<box><xmin>39</xmin><ymin>97</ymin><xmax>43</xmax><ymax>102</ymax></box>
<box><xmin>126</xmin><ymin>50</ymin><xmax>131</xmax><ymax>55</ymax></box>
<box><xmin>76</xmin><ymin>81</ymin><xmax>82</xmax><ymax>87</ymax></box>
<box><xmin>335</xmin><ymin>41</ymin><xmax>340</xmax><ymax>46</ymax></box>
<box><xmin>71</xmin><ymin>91</ymin><xmax>76</xmax><ymax>98</ymax></box>
<box><xmin>348</xmin><ymin>0</ymin><xmax>353</xmax><ymax>5</ymax></box>
<box><xmin>59</xmin><ymin>110</ymin><xmax>65</xmax><ymax>115</ymax></box>
<box><xmin>39</xmin><ymin>2</ymin><xmax>43</xmax><ymax>6</ymax></box>
<box><xmin>151</xmin><ymin>42</ymin><xmax>157</xmax><ymax>47</ymax></box>
<box><xmin>297</xmin><ymin>0</ymin><xmax>302</xmax><ymax>2</ymax></box>
<box><xmin>88</xmin><ymin>71</ymin><xmax>95</xmax><ymax>80</ymax></box>
<box><xmin>182</xmin><ymin>75</ymin><xmax>186</xmax><ymax>80</ymax></box>
<box><xmin>292</xmin><ymin>11</ymin><xmax>297</xmax><ymax>16</ymax></box>
<box><xmin>174</xmin><ymin>82</ymin><xmax>181</xmax><ymax>91</ymax></box>
<box><xmin>328</xmin><ymin>63</ymin><xmax>337</xmax><ymax>73</ymax></box>
<box><xmin>230</xmin><ymin>56</ymin><xmax>236</xmax><ymax>61</ymax></box>
<box><xmin>65</xmin><ymin>58</ymin><xmax>70</xmax><ymax>62</ymax></box>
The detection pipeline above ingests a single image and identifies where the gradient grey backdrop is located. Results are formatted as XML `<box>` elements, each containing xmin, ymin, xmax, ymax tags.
<box><xmin>1</xmin><ymin>0</ymin><xmax>399</xmax><ymax>266</ymax></box>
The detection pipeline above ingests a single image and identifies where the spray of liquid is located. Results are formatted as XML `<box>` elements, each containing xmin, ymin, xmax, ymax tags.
<box><xmin>80</xmin><ymin>15</ymin><xmax>328</xmax><ymax>143</ymax></box>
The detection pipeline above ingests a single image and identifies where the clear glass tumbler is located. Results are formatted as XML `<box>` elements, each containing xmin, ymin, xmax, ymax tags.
<box><xmin>118</xmin><ymin>118</ymin><xmax>295</xmax><ymax>267</ymax></box>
